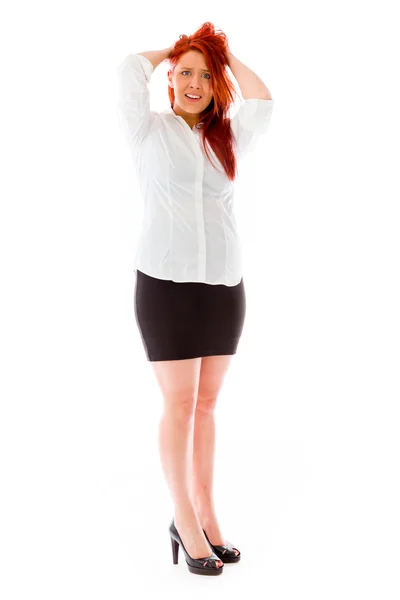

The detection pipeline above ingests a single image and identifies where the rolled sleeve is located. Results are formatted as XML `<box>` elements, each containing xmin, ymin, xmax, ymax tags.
<box><xmin>230</xmin><ymin>98</ymin><xmax>274</xmax><ymax>159</ymax></box>
<box><xmin>117</xmin><ymin>53</ymin><xmax>155</xmax><ymax>150</ymax></box>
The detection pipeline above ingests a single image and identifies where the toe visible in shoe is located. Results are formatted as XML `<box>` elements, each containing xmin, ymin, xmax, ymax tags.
<box><xmin>203</xmin><ymin>558</ymin><xmax>223</xmax><ymax>569</ymax></box>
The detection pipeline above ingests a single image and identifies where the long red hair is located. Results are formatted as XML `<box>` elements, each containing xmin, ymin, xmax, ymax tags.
<box><xmin>168</xmin><ymin>22</ymin><xmax>239</xmax><ymax>181</ymax></box>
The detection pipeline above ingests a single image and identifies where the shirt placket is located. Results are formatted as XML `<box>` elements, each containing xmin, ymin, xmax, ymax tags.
<box><xmin>181</xmin><ymin>124</ymin><xmax>206</xmax><ymax>280</ymax></box>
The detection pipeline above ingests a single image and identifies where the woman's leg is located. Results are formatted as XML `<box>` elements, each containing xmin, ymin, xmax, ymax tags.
<box><xmin>191</xmin><ymin>355</ymin><xmax>239</xmax><ymax>555</ymax></box>
<box><xmin>151</xmin><ymin>356</ymin><xmax>223</xmax><ymax>566</ymax></box>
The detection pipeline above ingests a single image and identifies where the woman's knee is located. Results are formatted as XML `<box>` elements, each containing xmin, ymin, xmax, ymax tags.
<box><xmin>151</xmin><ymin>357</ymin><xmax>202</xmax><ymax>419</ymax></box>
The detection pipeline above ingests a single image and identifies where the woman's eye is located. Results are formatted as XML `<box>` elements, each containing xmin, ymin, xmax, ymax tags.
<box><xmin>182</xmin><ymin>71</ymin><xmax>210</xmax><ymax>79</ymax></box>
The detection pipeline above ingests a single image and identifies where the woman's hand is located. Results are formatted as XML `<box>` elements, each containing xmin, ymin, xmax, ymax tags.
<box><xmin>223</xmin><ymin>41</ymin><xmax>233</xmax><ymax>66</ymax></box>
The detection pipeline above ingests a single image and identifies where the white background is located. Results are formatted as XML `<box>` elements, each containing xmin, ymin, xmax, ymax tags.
<box><xmin>1</xmin><ymin>0</ymin><xmax>399</xmax><ymax>598</ymax></box>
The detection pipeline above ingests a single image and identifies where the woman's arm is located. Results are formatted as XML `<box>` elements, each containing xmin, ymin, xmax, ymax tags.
<box><xmin>227</xmin><ymin>52</ymin><xmax>272</xmax><ymax>100</ymax></box>
<box><xmin>137</xmin><ymin>47</ymin><xmax>173</xmax><ymax>70</ymax></box>
<box><xmin>117</xmin><ymin>48</ymin><xmax>171</xmax><ymax>150</ymax></box>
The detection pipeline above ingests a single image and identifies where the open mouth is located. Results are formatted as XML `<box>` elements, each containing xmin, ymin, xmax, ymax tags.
<box><xmin>185</xmin><ymin>94</ymin><xmax>202</xmax><ymax>102</ymax></box>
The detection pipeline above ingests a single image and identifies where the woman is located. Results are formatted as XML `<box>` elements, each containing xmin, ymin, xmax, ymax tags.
<box><xmin>117</xmin><ymin>21</ymin><xmax>274</xmax><ymax>576</ymax></box>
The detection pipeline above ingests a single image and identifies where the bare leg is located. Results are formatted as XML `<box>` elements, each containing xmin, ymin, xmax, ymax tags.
<box><xmin>152</xmin><ymin>358</ymin><xmax>223</xmax><ymax>566</ymax></box>
<box><xmin>191</xmin><ymin>355</ymin><xmax>239</xmax><ymax>556</ymax></box>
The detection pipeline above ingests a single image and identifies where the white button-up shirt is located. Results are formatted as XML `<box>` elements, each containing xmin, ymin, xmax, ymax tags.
<box><xmin>117</xmin><ymin>53</ymin><xmax>274</xmax><ymax>286</ymax></box>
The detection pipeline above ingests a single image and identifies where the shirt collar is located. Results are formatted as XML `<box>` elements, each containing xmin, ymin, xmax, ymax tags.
<box><xmin>162</xmin><ymin>106</ymin><xmax>204</xmax><ymax>129</ymax></box>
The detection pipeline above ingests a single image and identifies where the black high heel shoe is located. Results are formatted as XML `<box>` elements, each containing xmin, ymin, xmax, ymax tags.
<box><xmin>169</xmin><ymin>520</ymin><xmax>224</xmax><ymax>576</ymax></box>
<box><xmin>202</xmin><ymin>529</ymin><xmax>241</xmax><ymax>563</ymax></box>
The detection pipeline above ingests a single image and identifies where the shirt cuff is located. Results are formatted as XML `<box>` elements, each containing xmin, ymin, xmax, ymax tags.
<box><xmin>238</xmin><ymin>98</ymin><xmax>274</xmax><ymax>132</ymax></box>
<box><xmin>135</xmin><ymin>53</ymin><xmax>155</xmax><ymax>83</ymax></box>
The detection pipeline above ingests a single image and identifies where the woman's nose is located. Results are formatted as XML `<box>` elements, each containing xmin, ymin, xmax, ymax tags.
<box><xmin>190</xmin><ymin>77</ymin><xmax>202</xmax><ymax>87</ymax></box>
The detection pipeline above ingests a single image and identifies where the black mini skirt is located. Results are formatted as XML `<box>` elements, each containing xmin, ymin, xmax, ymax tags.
<box><xmin>134</xmin><ymin>269</ymin><xmax>246</xmax><ymax>362</ymax></box>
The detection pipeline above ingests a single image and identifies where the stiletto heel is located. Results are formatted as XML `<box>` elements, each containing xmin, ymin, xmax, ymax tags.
<box><xmin>169</xmin><ymin>519</ymin><xmax>224</xmax><ymax>576</ymax></box>
<box><xmin>171</xmin><ymin>536</ymin><xmax>179</xmax><ymax>564</ymax></box>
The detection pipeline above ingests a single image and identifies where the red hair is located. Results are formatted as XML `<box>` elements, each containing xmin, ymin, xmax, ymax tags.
<box><xmin>168</xmin><ymin>22</ymin><xmax>239</xmax><ymax>181</ymax></box>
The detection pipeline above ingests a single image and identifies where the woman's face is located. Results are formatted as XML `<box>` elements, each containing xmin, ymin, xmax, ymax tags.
<box><xmin>168</xmin><ymin>50</ymin><xmax>213</xmax><ymax>119</ymax></box>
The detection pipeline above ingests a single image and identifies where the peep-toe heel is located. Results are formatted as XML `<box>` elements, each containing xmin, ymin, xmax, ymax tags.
<box><xmin>169</xmin><ymin>519</ymin><xmax>224</xmax><ymax>576</ymax></box>
<box><xmin>202</xmin><ymin>529</ymin><xmax>241</xmax><ymax>563</ymax></box>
